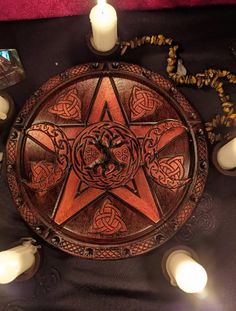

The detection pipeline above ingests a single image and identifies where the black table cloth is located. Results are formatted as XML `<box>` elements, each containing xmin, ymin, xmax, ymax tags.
<box><xmin>0</xmin><ymin>6</ymin><xmax>236</xmax><ymax>311</ymax></box>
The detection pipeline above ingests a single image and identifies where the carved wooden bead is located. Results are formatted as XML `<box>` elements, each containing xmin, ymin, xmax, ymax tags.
<box><xmin>169</xmin><ymin>49</ymin><xmax>176</xmax><ymax>58</ymax></box>
<box><xmin>208</xmin><ymin>71</ymin><xmax>214</xmax><ymax>78</ymax></box>
<box><xmin>167</xmin><ymin>65</ymin><xmax>175</xmax><ymax>73</ymax></box>
<box><xmin>166</xmin><ymin>38</ymin><xmax>173</xmax><ymax>45</ymax></box>
<box><xmin>223</xmin><ymin>102</ymin><xmax>233</xmax><ymax>108</ymax></box>
<box><xmin>217</xmin><ymin>88</ymin><xmax>224</xmax><ymax>95</ymax></box>
<box><xmin>226</xmin><ymin>120</ymin><xmax>233</xmax><ymax>127</ymax></box>
<box><xmin>121</xmin><ymin>46</ymin><xmax>128</xmax><ymax>55</ymax></box>
<box><xmin>206</xmin><ymin>127</ymin><xmax>213</xmax><ymax>132</ymax></box>
<box><xmin>167</xmin><ymin>58</ymin><xmax>175</xmax><ymax>65</ymax></box>
<box><xmin>216</xmin><ymin>81</ymin><xmax>223</xmax><ymax>89</ymax></box>
<box><xmin>228</xmin><ymin>108</ymin><xmax>235</xmax><ymax>115</ymax></box>
<box><xmin>223</xmin><ymin>107</ymin><xmax>231</xmax><ymax>113</ymax></box>
<box><xmin>168</xmin><ymin>72</ymin><xmax>175</xmax><ymax>78</ymax></box>
<box><xmin>222</xmin><ymin>70</ymin><xmax>230</xmax><ymax>76</ymax></box>
<box><xmin>154</xmin><ymin>37</ymin><xmax>159</xmax><ymax>45</ymax></box>
<box><xmin>185</xmin><ymin>77</ymin><xmax>191</xmax><ymax>84</ymax></box>
<box><xmin>189</xmin><ymin>76</ymin><xmax>196</xmax><ymax>84</ymax></box>
<box><xmin>220</xmin><ymin>115</ymin><xmax>226</xmax><ymax>124</ymax></box>
<box><xmin>232</xmin><ymin>118</ymin><xmax>236</xmax><ymax>124</ymax></box>
<box><xmin>229</xmin><ymin>76</ymin><xmax>236</xmax><ymax>83</ymax></box>
<box><xmin>204</xmin><ymin>79</ymin><xmax>210</xmax><ymax>86</ymax></box>
<box><xmin>158</xmin><ymin>34</ymin><xmax>165</xmax><ymax>41</ymax></box>
<box><xmin>197</xmin><ymin>78</ymin><xmax>204</xmax><ymax>88</ymax></box>
<box><xmin>179</xmin><ymin>76</ymin><xmax>186</xmax><ymax>84</ymax></box>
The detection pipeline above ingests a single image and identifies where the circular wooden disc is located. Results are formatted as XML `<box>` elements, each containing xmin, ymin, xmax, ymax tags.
<box><xmin>6</xmin><ymin>62</ymin><xmax>208</xmax><ymax>260</ymax></box>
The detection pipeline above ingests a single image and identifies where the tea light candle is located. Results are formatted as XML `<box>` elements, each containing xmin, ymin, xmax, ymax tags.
<box><xmin>0</xmin><ymin>95</ymin><xmax>10</xmax><ymax>121</ymax></box>
<box><xmin>0</xmin><ymin>240</ymin><xmax>38</xmax><ymax>284</ymax></box>
<box><xmin>165</xmin><ymin>250</ymin><xmax>208</xmax><ymax>293</ymax></box>
<box><xmin>217</xmin><ymin>138</ymin><xmax>236</xmax><ymax>170</ymax></box>
<box><xmin>89</xmin><ymin>0</ymin><xmax>118</xmax><ymax>52</ymax></box>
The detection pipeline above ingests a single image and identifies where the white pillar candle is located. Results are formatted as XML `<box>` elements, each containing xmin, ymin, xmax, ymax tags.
<box><xmin>0</xmin><ymin>95</ymin><xmax>10</xmax><ymax>121</ymax></box>
<box><xmin>166</xmin><ymin>250</ymin><xmax>208</xmax><ymax>293</ymax></box>
<box><xmin>217</xmin><ymin>138</ymin><xmax>236</xmax><ymax>170</ymax></box>
<box><xmin>89</xmin><ymin>0</ymin><xmax>118</xmax><ymax>52</ymax></box>
<box><xmin>0</xmin><ymin>240</ymin><xmax>38</xmax><ymax>284</ymax></box>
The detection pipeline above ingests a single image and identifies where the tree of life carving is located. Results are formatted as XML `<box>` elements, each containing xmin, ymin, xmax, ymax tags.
<box><xmin>72</xmin><ymin>122</ymin><xmax>140</xmax><ymax>189</ymax></box>
<box><xmin>24</xmin><ymin>77</ymin><xmax>190</xmax><ymax>234</ymax></box>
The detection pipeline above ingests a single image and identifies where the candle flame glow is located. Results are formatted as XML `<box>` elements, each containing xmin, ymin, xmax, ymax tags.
<box><xmin>175</xmin><ymin>261</ymin><xmax>208</xmax><ymax>293</ymax></box>
<box><xmin>98</xmin><ymin>0</ymin><xmax>106</xmax><ymax>6</ymax></box>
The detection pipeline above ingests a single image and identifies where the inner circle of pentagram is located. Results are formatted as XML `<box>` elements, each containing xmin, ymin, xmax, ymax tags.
<box><xmin>6</xmin><ymin>62</ymin><xmax>208</xmax><ymax>260</ymax></box>
<box><xmin>72</xmin><ymin>121</ymin><xmax>140</xmax><ymax>189</ymax></box>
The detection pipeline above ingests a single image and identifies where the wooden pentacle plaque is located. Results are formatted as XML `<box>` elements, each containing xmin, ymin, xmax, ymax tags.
<box><xmin>6</xmin><ymin>62</ymin><xmax>208</xmax><ymax>260</ymax></box>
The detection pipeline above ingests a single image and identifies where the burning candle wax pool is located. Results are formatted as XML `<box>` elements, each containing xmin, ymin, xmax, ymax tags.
<box><xmin>0</xmin><ymin>240</ymin><xmax>38</xmax><ymax>284</ymax></box>
<box><xmin>89</xmin><ymin>0</ymin><xmax>118</xmax><ymax>52</ymax></box>
<box><xmin>0</xmin><ymin>95</ymin><xmax>10</xmax><ymax>121</ymax></box>
<box><xmin>217</xmin><ymin>138</ymin><xmax>236</xmax><ymax>170</ymax></box>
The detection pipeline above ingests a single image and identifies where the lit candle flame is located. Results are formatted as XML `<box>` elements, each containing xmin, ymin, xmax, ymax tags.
<box><xmin>98</xmin><ymin>0</ymin><xmax>106</xmax><ymax>6</ymax></box>
<box><xmin>90</xmin><ymin>0</ymin><xmax>118</xmax><ymax>52</ymax></box>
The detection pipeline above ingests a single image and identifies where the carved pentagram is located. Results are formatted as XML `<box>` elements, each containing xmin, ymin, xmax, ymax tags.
<box><xmin>6</xmin><ymin>62</ymin><xmax>208</xmax><ymax>259</ymax></box>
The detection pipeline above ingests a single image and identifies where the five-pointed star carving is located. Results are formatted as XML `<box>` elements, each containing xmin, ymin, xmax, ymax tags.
<box><xmin>34</xmin><ymin>77</ymin><xmax>162</xmax><ymax>225</ymax></box>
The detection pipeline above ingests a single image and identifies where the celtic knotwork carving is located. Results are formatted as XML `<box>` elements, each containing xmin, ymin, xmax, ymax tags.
<box><xmin>89</xmin><ymin>199</ymin><xmax>127</xmax><ymax>235</ymax></box>
<box><xmin>72</xmin><ymin>121</ymin><xmax>140</xmax><ymax>189</ymax></box>
<box><xmin>48</xmin><ymin>89</ymin><xmax>82</xmax><ymax>121</ymax></box>
<box><xmin>143</xmin><ymin>120</ymin><xmax>186</xmax><ymax>158</ymax></box>
<box><xmin>26</xmin><ymin>123</ymin><xmax>70</xmax><ymax>191</ymax></box>
<box><xmin>28</xmin><ymin>161</ymin><xmax>63</xmax><ymax>192</ymax></box>
<box><xmin>143</xmin><ymin>119</ymin><xmax>190</xmax><ymax>190</ymax></box>
<box><xmin>129</xmin><ymin>86</ymin><xmax>163</xmax><ymax>120</ymax></box>
<box><xmin>148</xmin><ymin>155</ymin><xmax>190</xmax><ymax>191</ymax></box>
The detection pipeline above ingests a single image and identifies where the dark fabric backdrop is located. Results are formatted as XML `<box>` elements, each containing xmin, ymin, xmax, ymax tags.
<box><xmin>0</xmin><ymin>5</ymin><xmax>236</xmax><ymax>311</ymax></box>
<box><xmin>0</xmin><ymin>0</ymin><xmax>236</xmax><ymax>21</ymax></box>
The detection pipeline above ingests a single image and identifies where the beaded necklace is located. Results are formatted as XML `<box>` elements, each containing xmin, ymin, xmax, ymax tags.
<box><xmin>120</xmin><ymin>35</ymin><xmax>236</xmax><ymax>144</ymax></box>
